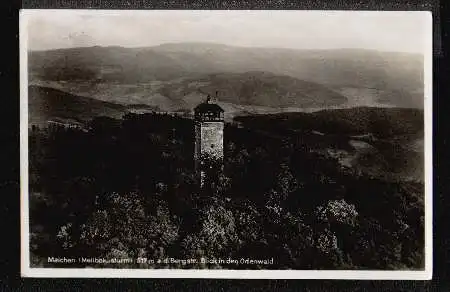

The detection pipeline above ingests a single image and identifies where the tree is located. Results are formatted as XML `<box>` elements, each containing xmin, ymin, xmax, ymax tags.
<box><xmin>75</xmin><ymin>192</ymin><xmax>180</xmax><ymax>267</ymax></box>
<box><xmin>275</xmin><ymin>163</ymin><xmax>298</xmax><ymax>202</ymax></box>
<box><xmin>315</xmin><ymin>199</ymin><xmax>359</xmax><ymax>227</ymax></box>
<box><xmin>181</xmin><ymin>198</ymin><xmax>238</xmax><ymax>267</ymax></box>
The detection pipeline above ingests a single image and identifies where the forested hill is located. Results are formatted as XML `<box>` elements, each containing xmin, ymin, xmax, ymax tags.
<box><xmin>29</xmin><ymin>112</ymin><xmax>424</xmax><ymax>270</ymax></box>
<box><xmin>158</xmin><ymin>71</ymin><xmax>348</xmax><ymax>109</ymax></box>
<box><xmin>28</xmin><ymin>85</ymin><xmax>127</xmax><ymax>126</ymax></box>
<box><xmin>234</xmin><ymin>107</ymin><xmax>424</xmax><ymax>139</ymax></box>
<box><xmin>234</xmin><ymin>107</ymin><xmax>425</xmax><ymax>183</ymax></box>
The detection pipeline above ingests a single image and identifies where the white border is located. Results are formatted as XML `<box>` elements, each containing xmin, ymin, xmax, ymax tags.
<box><xmin>20</xmin><ymin>9</ymin><xmax>433</xmax><ymax>280</ymax></box>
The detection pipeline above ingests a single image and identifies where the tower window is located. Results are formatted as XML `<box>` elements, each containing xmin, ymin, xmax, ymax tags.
<box><xmin>211</xmin><ymin>144</ymin><xmax>215</xmax><ymax>148</ymax></box>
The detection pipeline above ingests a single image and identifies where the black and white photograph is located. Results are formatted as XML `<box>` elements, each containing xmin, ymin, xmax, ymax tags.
<box><xmin>20</xmin><ymin>10</ymin><xmax>432</xmax><ymax>279</ymax></box>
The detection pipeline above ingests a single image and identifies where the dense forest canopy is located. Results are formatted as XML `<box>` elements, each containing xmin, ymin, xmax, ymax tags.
<box><xmin>29</xmin><ymin>109</ymin><xmax>424</xmax><ymax>270</ymax></box>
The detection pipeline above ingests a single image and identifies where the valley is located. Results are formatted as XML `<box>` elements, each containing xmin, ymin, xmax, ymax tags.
<box><xmin>28</xmin><ymin>43</ymin><xmax>424</xmax><ymax>113</ymax></box>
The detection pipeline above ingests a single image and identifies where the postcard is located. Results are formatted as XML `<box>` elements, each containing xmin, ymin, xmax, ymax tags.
<box><xmin>20</xmin><ymin>9</ymin><xmax>432</xmax><ymax>279</ymax></box>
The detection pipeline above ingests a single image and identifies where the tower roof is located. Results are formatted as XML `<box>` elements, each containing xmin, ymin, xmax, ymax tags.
<box><xmin>194</xmin><ymin>103</ymin><xmax>224</xmax><ymax>113</ymax></box>
<box><xmin>194</xmin><ymin>96</ymin><xmax>224</xmax><ymax>113</ymax></box>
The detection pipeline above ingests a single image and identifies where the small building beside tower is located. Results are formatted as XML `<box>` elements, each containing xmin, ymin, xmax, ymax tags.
<box><xmin>193</xmin><ymin>95</ymin><xmax>224</xmax><ymax>186</ymax></box>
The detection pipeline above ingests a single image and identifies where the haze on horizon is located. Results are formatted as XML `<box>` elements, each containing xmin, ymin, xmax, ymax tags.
<box><xmin>22</xmin><ymin>10</ymin><xmax>430</xmax><ymax>54</ymax></box>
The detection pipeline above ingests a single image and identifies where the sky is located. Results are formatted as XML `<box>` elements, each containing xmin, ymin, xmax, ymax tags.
<box><xmin>21</xmin><ymin>10</ymin><xmax>431</xmax><ymax>54</ymax></box>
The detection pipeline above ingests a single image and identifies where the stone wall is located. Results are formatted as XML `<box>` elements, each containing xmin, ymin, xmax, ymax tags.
<box><xmin>195</xmin><ymin>121</ymin><xmax>224</xmax><ymax>160</ymax></box>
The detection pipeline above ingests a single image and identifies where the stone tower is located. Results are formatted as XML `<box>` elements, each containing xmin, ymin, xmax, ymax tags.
<box><xmin>194</xmin><ymin>95</ymin><xmax>224</xmax><ymax>185</ymax></box>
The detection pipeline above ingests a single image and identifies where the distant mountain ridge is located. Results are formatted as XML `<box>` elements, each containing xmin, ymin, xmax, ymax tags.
<box><xmin>28</xmin><ymin>43</ymin><xmax>424</xmax><ymax>109</ymax></box>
